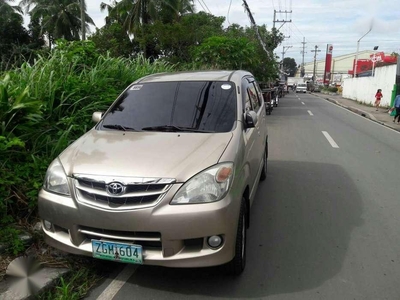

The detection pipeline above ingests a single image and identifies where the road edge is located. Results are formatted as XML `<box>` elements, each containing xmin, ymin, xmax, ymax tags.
<box><xmin>313</xmin><ymin>93</ymin><xmax>400</xmax><ymax>133</ymax></box>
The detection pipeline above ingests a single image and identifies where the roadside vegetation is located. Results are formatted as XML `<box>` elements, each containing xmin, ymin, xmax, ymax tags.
<box><xmin>1</xmin><ymin>0</ymin><xmax>283</xmax><ymax>297</ymax></box>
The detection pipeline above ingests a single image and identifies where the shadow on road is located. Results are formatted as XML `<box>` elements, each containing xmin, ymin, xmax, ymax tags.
<box><xmin>113</xmin><ymin>160</ymin><xmax>364</xmax><ymax>299</ymax></box>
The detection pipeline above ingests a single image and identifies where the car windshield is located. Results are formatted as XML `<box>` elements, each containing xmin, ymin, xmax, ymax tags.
<box><xmin>298</xmin><ymin>84</ymin><xmax>306</xmax><ymax>87</ymax></box>
<box><xmin>100</xmin><ymin>81</ymin><xmax>237</xmax><ymax>133</ymax></box>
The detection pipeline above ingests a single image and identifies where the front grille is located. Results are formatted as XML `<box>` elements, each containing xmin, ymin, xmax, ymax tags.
<box><xmin>79</xmin><ymin>226</ymin><xmax>162</xmax><ymax>250</ymax></box>
<box><xmin>79</xmin><ymin>190</ymin><xmax>159</xmax><ymax>206</ymax></box>
<box><xmin>73</xmin><ymin>175</ymin><xmax>175</xmax><ymax>210</ymax></box>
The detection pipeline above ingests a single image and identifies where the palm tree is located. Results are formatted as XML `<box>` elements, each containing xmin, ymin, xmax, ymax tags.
<box><xmin>100</xmin><ymin>1</ymin><xmax>124</xmax><ymax>26</ymax></box>
<box><xmin>159</xmin><ymin>0</ymin><xmax>195</xmax><ymax>23</ymax></box>
<box><xmin>101</xmin><ymin>0</ymin><xmax>194</xmax><ymax>57</ymax></box>
<box><xmin>0</xmin><ymin>0</ymin><xmax>23</xmax><ymax>16</ymax></box>
<box><xmin>20</xmin><ymin>0</ymin><xmax>95</xmax><ymax>46</ymax></box>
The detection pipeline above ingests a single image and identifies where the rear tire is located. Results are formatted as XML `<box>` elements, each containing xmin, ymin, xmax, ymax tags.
<box><xmin>227</xmin><ymin>198</ymin><xmax>247</xmax><ymax>276</ymax></box>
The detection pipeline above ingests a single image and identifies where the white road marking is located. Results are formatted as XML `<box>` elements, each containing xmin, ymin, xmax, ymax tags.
<box><xmin>322</xmin><ymin>131</ymin><xmax>339</xmax><ymax>148</ymax></box>
<box><xmin>308</xmin><ymin>110</ymin><xmax>314</xmax><ymax>116</ymax></box>
<box><xmin>301</xmin><ymin>102</ymin><xmax>305</xmax><ymax>105</ymax></box>
<box><xmin>97</xmin><ymin>264</ymin><xmax>138</xmax><ymax>300</ymax></box>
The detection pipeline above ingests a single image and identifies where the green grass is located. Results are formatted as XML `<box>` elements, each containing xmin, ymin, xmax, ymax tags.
<box><xmin>1</xmin><ymin>40</ymin><xmax>176</xmax><ymax>234</ymax></box>
<box><xmin>37</xmin><ymin>266</ymin><xmax>98</xmax><ymax>300</ymax></box>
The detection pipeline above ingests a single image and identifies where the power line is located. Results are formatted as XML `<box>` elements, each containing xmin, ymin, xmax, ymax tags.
<box><xmin>199</xmin><ymin>0</ymin><xmax>211</xmax><ymax>14</ymax></box>
<box><xmin>196</xmin><ymin>0</ymin><xmax>206</xmax><ymax>12</ymax></box>
<box><xmin>291</xmin><ymin>22</ymin><xmax>305</xmax><ymax>39</ymax></box>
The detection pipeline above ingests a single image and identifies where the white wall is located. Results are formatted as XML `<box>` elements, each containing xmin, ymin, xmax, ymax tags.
<box><xmin>342</xmin><ymin>64</ymin><xmax>397</xmax><ymax>107</ymax></box>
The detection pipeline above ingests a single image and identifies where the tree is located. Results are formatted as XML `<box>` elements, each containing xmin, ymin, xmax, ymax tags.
<box><xmin>20</xmin><ymin>0</ymin><xmax>95</xmax><ymax>46</ymax></box>
<box><xmin>90</xmin><ymin>23</ymin><xmax>139</xmax><ymax>58</ymax></box>
<box><xmin>142</xmin><ymin>11</ymin><xmax>224</xmax><ymax>63</ymax></box>
<box><xmin>0</xmin><ymin>1</ymin><xmax>31</xmax><ymax>70</ymax></box>
<box><xmin>225</xmin><ymin>24</ymin><xmax>283</xmax><ymax>81</ymax></box>
<box><xmin>157</xmin><ymin>0</ymin><xmax>194</xmax><ymax>23</ymax></box>
<box><xmin>192</xmin><ymin>36</ymin><xmax>257</xmax><ymax>70</ymax></box>
<box><xmin>282</xmin><ymin>57</ymin><xmax>297</xmax><ymax>77</ymax></box>
<box><xmin>104</xmin><ymin>0</ymin><xmax>195</xmax><ymax>58</ymax></box>
<box><xmin>0</xmin><ymin>0</ymin><xmax>22</xmax><ymax>15</ymax></box>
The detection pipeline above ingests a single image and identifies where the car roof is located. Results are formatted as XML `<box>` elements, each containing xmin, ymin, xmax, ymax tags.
<box><xmin>135</xmin><ymin>70</ymin><xmax>253</xmax><ymax>83</ymax></box>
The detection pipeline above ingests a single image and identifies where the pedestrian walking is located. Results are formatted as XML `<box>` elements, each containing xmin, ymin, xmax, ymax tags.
<box><xmin>375</xmin><ymin>89</ymin><xmax>383</xmax><ymax>111</ymax></box>
<box><xmin>393</xmin><ymin>94</ymin><xmax>400</xmax><ymax>123</ymax></box>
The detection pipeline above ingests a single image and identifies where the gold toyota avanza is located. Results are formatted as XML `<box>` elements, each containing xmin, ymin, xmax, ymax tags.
<box><xmin>39</xmin><ymin>70</ymin><xmax>268</xmax><ymax>275</ymax></box>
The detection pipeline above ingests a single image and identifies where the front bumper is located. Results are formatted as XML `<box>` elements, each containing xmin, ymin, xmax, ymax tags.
<box><xmin>38</xmin><ymin>186</ymin><xmax>241</xmax><ymax>268</ymax></box>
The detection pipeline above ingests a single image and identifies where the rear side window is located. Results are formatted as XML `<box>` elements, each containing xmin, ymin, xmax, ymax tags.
<box><xmin>100</xmin><ymin>81</ymin><xmax>237</xmax><ymax>133</ymax></box>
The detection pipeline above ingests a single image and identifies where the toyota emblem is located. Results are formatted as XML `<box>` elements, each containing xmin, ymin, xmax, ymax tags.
<box><xmin>107</xmin><ymin>182</ymin><xmax>125</xmax><ymax>195</ymax></box>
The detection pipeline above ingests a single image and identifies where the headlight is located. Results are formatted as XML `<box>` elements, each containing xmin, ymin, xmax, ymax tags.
<box><xmin>43</xmin><ymin>158</ymin><xmax>70</xmax><ymax>196</ymax></box>
<box><xmin>171</xmin><ymin>163</ymin><xmax>234</xmax><ymax>204</ymax></box>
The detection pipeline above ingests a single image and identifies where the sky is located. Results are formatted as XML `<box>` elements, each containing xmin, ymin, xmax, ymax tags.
<box><xmin>20</xmin><ymin>0</ymin><xmax>400</xmax><ymax>65</ymax></box>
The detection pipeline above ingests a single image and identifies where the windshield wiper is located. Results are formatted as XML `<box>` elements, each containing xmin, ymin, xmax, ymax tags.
<box><xmin>102</xmin><ymin>124</ymin><xmax>137</xmax><ymax>131</ymax></box>
<box><xmin>141</xmin><ymin>125</ymin><xmax>213</xmax><ymax>133</ymax></box>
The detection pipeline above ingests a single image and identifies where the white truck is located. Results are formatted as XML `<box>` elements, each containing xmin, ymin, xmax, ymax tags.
<box><xmin>287</xmin><ymin>77</ymin><xmax>301</xmax><ymax>89</ymax></box>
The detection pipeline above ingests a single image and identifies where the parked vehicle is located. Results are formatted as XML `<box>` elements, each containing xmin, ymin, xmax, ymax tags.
<box><xmin>313</xmin><ymin>84</ymin><xmax>321</xmax><ymax>92</ymax></box>
<box><xmin>296</xmin><ymin>83</ymin><xmax>307</xmax><ymax>93</ymax></box>
<box><xmin>287</xmin><ymin>77</ymin><xmax>300</xmax><ymax>90</ymax></box>
<box><xmin>261</xmin><ymin>89</ymin><xmax>273</xmax><ymax>115</ymax></box>
<box><xmin>259</xmin><ymin>82</ymin><xmax>274</xmax><ymax>114</ymax></box>
<box><xmin>265</xmin><ymin>98</ymin><xmax>273</xmax><ymax>115</ymax></box>
<box><xmin>273</xmin><ymin>87</ymin><xmax>279</xmax><ymax>107</ymax></box>
<box><xmin>38</xmin><ymin>70</ymin><xmax>269</xmax><ymax>275</ymax></box>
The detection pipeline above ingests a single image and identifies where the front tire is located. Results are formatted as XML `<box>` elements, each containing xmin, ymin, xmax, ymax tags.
<box><xmin>260</xmin><ymin>147</ymin><xmax>268</xmax><ymax>181</ymax></box>
<box><xmin>227</xmin><ymin>198</ymin><xmax>247</xmax><ymax>276</ymax></box>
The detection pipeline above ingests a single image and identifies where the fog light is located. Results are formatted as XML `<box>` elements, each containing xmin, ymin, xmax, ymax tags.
<box><xmin>43</xmin><ymin>220</ymin><xmax>52</xmax><ymax>231</ymax></box>
<box><xmin>207</xmin><ymin>235</ymin><xmax>223</xmax><ymax>248</ymax></box>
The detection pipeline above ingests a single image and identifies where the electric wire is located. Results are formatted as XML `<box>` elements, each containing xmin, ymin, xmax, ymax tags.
<box><xmin>196</xmin><ymin>0</ymin><xmax>206</xmax><ymax>12</ymax></box>
<box><xmin>199</xmin><ymin>0</ymin><xmax>212</xmax><ymax>14</ymax></box>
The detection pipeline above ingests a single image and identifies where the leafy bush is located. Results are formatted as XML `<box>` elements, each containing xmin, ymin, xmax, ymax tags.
<box><xmin>328</xmin><ymin>87</ymin><xmax>338</xmax><ymax>93</ymax></box>
<box><xmin>0</xmin><ymin>226</ymin><xmax>25</xmax><ymax>255</ymax></box>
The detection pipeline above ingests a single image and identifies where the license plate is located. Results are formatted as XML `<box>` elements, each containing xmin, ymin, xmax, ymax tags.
<box><xmin>91</xmin><ymin>240</ymin><xmax>143</xmax><ymax>264</ymax></box>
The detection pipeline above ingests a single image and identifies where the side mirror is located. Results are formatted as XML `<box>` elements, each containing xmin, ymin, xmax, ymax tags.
<box><xmin>244</xmin><ymin>111</ymin><xmax>258</xmax><ymax>128</ymax></box>
<box><xmin>92</xmin><ymin>112</ymin><xmax>103</xmax><ymax>123</ymax></box>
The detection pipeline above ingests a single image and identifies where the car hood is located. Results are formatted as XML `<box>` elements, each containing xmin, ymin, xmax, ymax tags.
<box><xmin>59</xmin><ymin>129</ymin><xmax>233</xmax><ymax>182</ymax></box>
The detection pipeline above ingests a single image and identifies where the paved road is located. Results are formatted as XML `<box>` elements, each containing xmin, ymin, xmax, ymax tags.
<box><xmin>87</xmin><ymin>92</ymin><xmax>400</xmax><ymax>300</ymax></box>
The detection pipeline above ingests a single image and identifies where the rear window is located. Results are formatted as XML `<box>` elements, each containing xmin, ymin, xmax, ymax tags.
<box><xmin>100</xmin><ymin>81</ymin><xmax>237</xmax><ymax>133</ymax></box>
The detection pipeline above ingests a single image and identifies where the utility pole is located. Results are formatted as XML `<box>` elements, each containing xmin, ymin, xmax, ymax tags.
<box><xmin>300</xmin><ymin>37</ymin><xmax>306</xmax><ymax>77</ymax></box>
<box><xmin>273</xmin><ymin>9</ymin><xmax>292</xmax><ymax>32</ymax></box>
<box><xmin>311</xmin><ymin>45</ymin><xmax>321</xmax><ymax>83</ymax></box>
<box><xmin>81</xmin><ymin>0</ymin><xmax>86</xmax><ymax>40</ymax></box>
<box><xmin>242</xmin><ymin>0</ymin><xmax>271</xmax><ymax>59</ymax></box>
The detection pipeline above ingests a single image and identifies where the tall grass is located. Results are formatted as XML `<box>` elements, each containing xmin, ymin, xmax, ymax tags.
<box><xmin>0</xmin><ymin>40</ymin><xmax>175</xmax><ymax>227</ymax></box>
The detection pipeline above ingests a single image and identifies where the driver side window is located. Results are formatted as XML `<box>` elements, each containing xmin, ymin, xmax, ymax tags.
<box><xmin>247</xmin><ymin>83</ymin><xmax>260</xmax><ymax>112</ymax></box>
